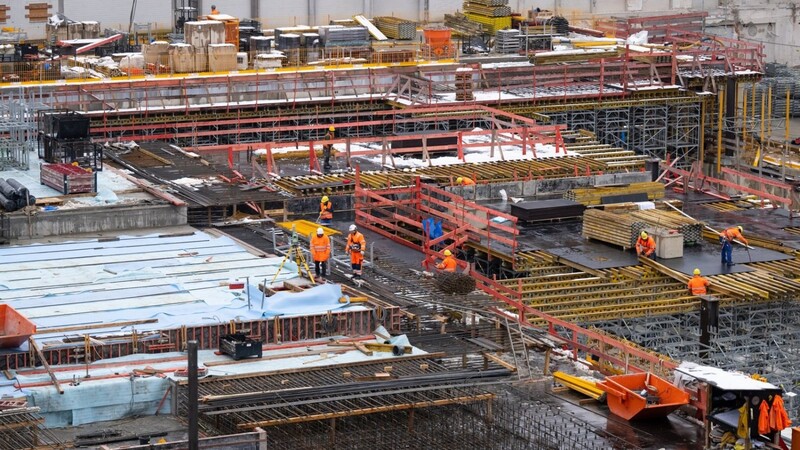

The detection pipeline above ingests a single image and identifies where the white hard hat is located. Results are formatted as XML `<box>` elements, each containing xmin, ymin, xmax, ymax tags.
<box><xmin>316</xmin><ymin>227</ymin><xmax>324</xmax><ymax>235</ymax></box>
<box><xmin>349</xmin><ymin>224</ymin><xmax>357</xmax><ymax>232</ymax></box>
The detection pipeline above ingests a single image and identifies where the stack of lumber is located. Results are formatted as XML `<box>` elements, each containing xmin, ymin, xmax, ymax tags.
<box><xmin>510</xmin><ymin>199</ymin><xmax>585</xmax><ymax>222</ymax></box>
<box><xmin>373</xmin><ymin>17</ymin><xmax>417</xmax><ymax>40</ymax></box>
<box><xmin>444</xmin><ymin>12</ymin><xmax>484</xmax><ymax>36</ymax></box>
<box><xmin>455</xmin><ymin>69</ymin><xmax>474</xmax><ymax>101</ymax></box>
<box><xmin>564</xmin><ymin>182</ymin><xmax>665</xmax><ymax>206</ymax></box>
<box><xmin>582</xmin><ymin>209</ymin><xmax>644</xmax><ymax>250</ymax></box>
<box><xmin>628</xmin><ymin>210</ymin><xmax>704</xmax><ymax>245</ymax></box>
<box><xmin>464</xmin><ymin>0</ymin><xmax>512</xmax><ymax>17</ymax></box>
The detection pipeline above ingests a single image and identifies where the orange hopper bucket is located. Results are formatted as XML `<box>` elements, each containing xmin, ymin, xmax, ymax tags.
<box><xmin>423</xmin><ymin>28</ymin><xmax>452</xmax><ymax>56</ymax></box>
<box><xmin>596</xmin><ymin>372</ymin><xmax>689</xmax><ymax>421</ymax></box>
<box><xmin>0</xmin><ymin>304</ymin><xmax>36</xmax><ymax>349</ymax></box>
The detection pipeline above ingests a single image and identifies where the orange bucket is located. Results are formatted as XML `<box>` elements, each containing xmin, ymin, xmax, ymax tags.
<box><xmin>423</xmin><ymin>28</ymin><xmax>452</xmax><ymax>47</ymax></box>
<box><xmin>596</xmin><ymin>372</ymin><xmax>689</xmax><ymax>421</ymax></box>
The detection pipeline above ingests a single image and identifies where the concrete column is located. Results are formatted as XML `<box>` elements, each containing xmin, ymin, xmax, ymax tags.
<box><xmin>251</xmin><ymin>0</ymin><xmax>260</xmax><ymax>19</ymax></box>
<box><xmin>188</xmin><ymin>340</ymin><xmax>199</xmax><ymax>450</ymax></box>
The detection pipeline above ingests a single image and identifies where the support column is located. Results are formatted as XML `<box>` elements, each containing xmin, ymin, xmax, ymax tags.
<box><xmin>188</xmin><ymin>340</ymin><xmax>199</xmax><ymax>450</ymax></box>
<box><xmin>699</xmin><ymin>296</ymin><xmax>718</xmax><ymax>360</ymax></box>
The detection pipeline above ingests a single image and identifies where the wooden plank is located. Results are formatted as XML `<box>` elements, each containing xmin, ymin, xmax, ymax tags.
<box><xmin>28</xmin><ymin>338</ymin><xmax>63</xmax><ymax>395</ymax></box>
<box><xmin>482</xmin><ymin>352</ymin><xmax>517</xmax><ymax>372</ymax></box>
<box><xmin>35</xmin><ymin>319</ymin><xmax>159</xmax><ymax>335</ymax></box>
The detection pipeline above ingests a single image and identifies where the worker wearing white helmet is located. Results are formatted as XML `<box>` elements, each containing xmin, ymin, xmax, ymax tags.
<box><xmin>346</xmin><ymin>224</ymin><xmax>366</xmax><ymax>277</ymax></box>
<box><xmin>310</xmin><ymin>227</ymin><xmax>331</xmax><ymax>279</ymax></box>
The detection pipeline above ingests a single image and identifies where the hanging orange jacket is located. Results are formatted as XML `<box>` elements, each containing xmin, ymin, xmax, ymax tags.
<box><xmin>346</xmin><ymin>231</ymin><xmax>366</xmax><ymax>264</ymax></box>
<box><xmin>436</xmin><ymin>255</ymin><xmax>457</xmax><ymax>272</ymax></box>
<box><xmin>310</xmin><ymin>234</ymin><xmax>330</xmax><ymax>262</ymax></box>
<box><xmin>758</xmin><ymin>399</ymin><xmax>771</xmax><ymax>435</ymax></box>
<box><xmin>320</xmin><ymin>201</ymin><xmax>333</xmax><ymax>220</ymax></box>
<box><xmin>770</xmin><ymin>394</ymin><xmax>792</xmax><ymax>432</ymax></box>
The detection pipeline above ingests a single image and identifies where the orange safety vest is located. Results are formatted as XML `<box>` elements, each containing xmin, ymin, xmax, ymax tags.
<box><xmin>636</xmin><ymin>236</ymin><xmax>656</xmax><ymax>256</ymax></box>
<box><xmin>437</xmin><ymin>255</ymin><xmax>458</xmax><ymax>272</ymax></box>
<box><xmin>320</xmin><ymin>201</ymin><xmax>333</xmax><ymax>220</ymax></box>
<box><xmin>461</xmin><ymin>177</ymin><xmax>475</xmax><ymax>186</ymax></box>
<box><xmin>310</xmin><ymin>234</ymin><xmax>330</xmax><ymax>262</ymax></box>
<box><xmin>720</xmin><ymin>227</ymin><xmax>748</xmax><ymax>246</ymax></box>
<box><xmin>346</xmin><ymin>231</ymin><xmax>366</xmax><ymax>264</ymax></box>
<box><xmin>687</xmin><ymin>275</ymin><xmax>710</xmax><ymax>295</ymax></box>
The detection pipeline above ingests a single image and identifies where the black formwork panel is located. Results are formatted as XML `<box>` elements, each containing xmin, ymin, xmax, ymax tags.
<box><xmin>510</xmin><ymin>199</ymin><xmax>585</xmax><ymax>222</ymax></box>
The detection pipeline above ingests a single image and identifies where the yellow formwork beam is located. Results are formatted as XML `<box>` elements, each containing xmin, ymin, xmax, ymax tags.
<box><xmin>277</xmin><ymin>220</ymin><xmax>341</xmax><ymax>238</ymax></box>
<box><xmin>553</xmin><ymin>371</ymin><xmax>604</xmax><ymax>401</ymax></box>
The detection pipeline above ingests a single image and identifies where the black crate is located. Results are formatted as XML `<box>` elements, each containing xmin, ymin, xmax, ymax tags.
<box><xmin>219</xmin><ymin>333</ymin><xmax>263</xmax><ymax>360</ymax></box>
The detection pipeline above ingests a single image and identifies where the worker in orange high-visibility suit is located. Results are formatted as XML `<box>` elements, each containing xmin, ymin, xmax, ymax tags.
<box><xmin>456</xmin><ymin>176</ymin><xmax>475</xmax><ymax>186</ymax></box>
<box><xmin>319</xmin><ymin>196</ymin><xmax>333</xmax><ymax>225</ymax></box>
<box><xmin>310</xmin><ymin>227</ymin><xmax>331</xmax><ymax>278</ymax></box>
<box><xmin>635</xmin><ymin>231</ymin><xmax>656</xmax><ymax>258</ymax></box>
<box><xmin>346</xmin><ymin>224</ymin><xmax>366</xmax><ymax>277</ymax></box>
<box><xmin>719</xmin><ymin>225</ymin><xmax>747</xmax><ymax>266</ymax></box>
<box><xmin>436</xmin><ymin>249</ymin><xmax>458</xmax><ymax>272</ymax></box>
<box><xmin>687</xmin><ymin>268</ymin><xmax>710</xmax><ymax>295</ymax></box>
<box><xmin>210</xmin><ymin>4</ymin><xmax>220</xmax><ymax>14</ymax></box>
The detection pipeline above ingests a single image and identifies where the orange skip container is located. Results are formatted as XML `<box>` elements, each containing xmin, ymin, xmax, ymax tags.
<box><xmin>596</xmin><ymin>372</ymin><xmax>689</xmax><ymax>421</ymax></box>
<box><xmin>0</xmin><ymin>304</ymin><xmax>36</xmax><ymax>349</ymax></box>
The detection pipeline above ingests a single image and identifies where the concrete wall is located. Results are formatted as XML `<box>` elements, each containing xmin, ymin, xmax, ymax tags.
<box><xmin>7</xmin><ymin>204</ymin><xmax>187</xmax><ymax>240</ymax></box>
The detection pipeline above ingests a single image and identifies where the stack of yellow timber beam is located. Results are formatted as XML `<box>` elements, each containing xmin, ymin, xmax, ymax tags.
<box><xmin>373</xmin><ymin>17</ymin><xmax>417</xmax><ymax>40</ymax></box>
<box><xmin>701</xmin><ymin>201</ymin><xmax>747</xmax><ymax>213</ymax></box>
<box><xmin>513</xmin><ymin>249</ymin><xmax>570</xmax><ymax>273</ymax></box>
<box><xmin>553</xmin><ymin>371</ymin><xmax>605</xmax><ymax>401</ymax></box>
<box><xmin>748</xmin><ymin>258</ymin><xmax>800</xmax><ymax>279</ymax></box>
<box><xmin>564</xmin><ymin>182</ymin><xmax>665</xmax><ymax>206</ymax></box>
<box><xmin>628</xmin><ymin>209</ymin><xmax>704</xmax><ymax>245</ymax></box>
<box><xmin>463</xmin><ymin>1</ymin><xmax>512</xmax><ymax>17</ymax></box>
<box><xmin>497</xmin><ymin>263</ymin><xmax>700</xmax><ymax>324</ymax></box>
<box><xmin>639</xmin><ymin>256</ymin><xmax>800</xmax><ymax>302</ymax></box>
<box><xmin>581</xmin><ymin>209</ymin><xmax>644</xmax><ymax>250</ymax></box>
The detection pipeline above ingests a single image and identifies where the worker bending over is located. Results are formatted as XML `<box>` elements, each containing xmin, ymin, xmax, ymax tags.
<box><xmin>346</xmin><ymin>224</ymin><xmax>366</xmax><ymax>278</ymax></box>
<box><xmin>635</xmin><ymin>231</ymin><xmax>656</xmax><ymax>259</ymax></box>
<box><xmin>319</xmin><ymin>195</ymin><xmax>333</xmax><ymax>225</ymax></box>
<box><xmin>436</xmin><ymin>249</ymin><xmax>458</xmax><ymax>272</ymax></box>
<box><xmin>322</xmin><ymin>126</ymin><xmax>334</xmax><ymax>171</ymax></box>
<box><xmin>687</xmin><ymin>268</ymin><xmax>710</xmax><ymax>295</ymax></box>
<box><xmin>310</xmin><ymin>227</ymin><xmax>331</xmax><ymax>279</ymax></box>
<box><xmin>456</xmin><ymin>176</ymin><xmax>475</xmax><ymax>186</ymax></box>
<box><xmin>719</xmin><ymin>225</ymin><xmax>747</xmax><ymax>266</ymax></box>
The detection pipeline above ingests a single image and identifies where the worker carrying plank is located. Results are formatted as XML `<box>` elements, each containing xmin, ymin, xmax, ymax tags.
<box><xmin>346</xmin><ymin>224</ymin><xmax>366</xmax><ymax>278</ymax></box>
<box><xmin>719</xmin><ymin>225</ymin><xmax>747</xmax><ymax>266</ymax></box>
<box><xmin>319</xmin><ymin>195</ymin><xmax>333</xmax><ymax>225</ymax></box>
<box><xmin>456</xmin><ymin>176</ymin><xmax>475</xmax><ymax>186</ymax></box>
<box><xmin>687</xmin><ymin>268</ymin><xmax>710</xmax><ymax>295</ymax></box>
<box><xmin>310</xmin><ymin>227</ymin><xmax>331</xmax><ymax>279</ymax></box>
<box><xmin>635</xmin><ymin>231</ymin><xmax>656</xmax><ymax>259</ymax></box>
<box><xmin>436</xmin><ymin>249</ymin><xmax>458</xmax><ymax>272</ymax></box>
<box><xmin>323</xmin><ymin>126</ymin><xmax>335</xmax><ymax>172</ymax></box>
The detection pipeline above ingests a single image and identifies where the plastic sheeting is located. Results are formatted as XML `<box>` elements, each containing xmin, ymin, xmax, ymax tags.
<box><xmin>255</xmin><ymin>283</ymin><xmax>350</xmax><ymax>318</ymax></box>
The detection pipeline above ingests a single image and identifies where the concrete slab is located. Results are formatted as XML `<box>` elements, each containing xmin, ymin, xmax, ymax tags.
<box><xmin>659</xmin><ymin>245</ymin><xmax>791</xmax><ymax>276</ymax></box>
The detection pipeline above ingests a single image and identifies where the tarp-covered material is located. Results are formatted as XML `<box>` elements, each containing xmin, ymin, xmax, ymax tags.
<box><xmin>255</xmin><ymin>283</ymin><xmax>350</xmax><ymax>317</ymax></box>
<box><xmin>675</xmin><ymin>361</ymin><xmax>778</xmax><ymax>392</ymax></box>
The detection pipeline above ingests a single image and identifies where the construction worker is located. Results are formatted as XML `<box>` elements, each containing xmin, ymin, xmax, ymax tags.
<box><xmin>346</xmin><ymin>224</ymin><xmax>366</xmax><ymax>278</ymax></box>
<box><xmin>436</xmin><ymin>249</ymin><xmax>458</xmax><ymax>272</ymax></box>
<box><xmin>322</xmin><ymin>126</ymin><xmax>334</xmax><ymax>172</ymax></box>
<box><xmin>635</xmin><ymin>231</ymin><xmax>656</xmax><ymax>259</ymax></box>
<box><xmin>310</xmin><ymin>227</ymin><xmax>331</xmax><ymax>278</ymax></box>
<box><xmin>719</xmin><ymin>225</ymin><xmax>748</xmax><ymax>266</ymax></box>
<box><xmin>687</xmin><ymin>268</ymin><xmax>710</xmax><ymax>296</ymax></box>
<box><xmin>319</xmin><ymin>195</ymin><xmax>333</xmax><ymax>225</ymax></box>
<box><xmin>210</xmin><ymin>4</ymin><xmax>220</xmax><ymax>14</ymax></box>
<box><xmin>456</xmin><ymin>176</ymin><xmax>475</xmax><ymax>186</ymax></box>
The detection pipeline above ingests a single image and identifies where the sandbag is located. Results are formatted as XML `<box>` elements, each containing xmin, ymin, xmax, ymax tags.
<box><xmin>0</xmin><ymin>191</ymin><xmax>16</xmax><ymax>211</ymax></box>
<box><xmin>0</xmin><ymin>178</ymin><xmax>18</xmax><ymax>200</ymax></box>
<box><xmin>6</xmin><ymin>178</ymin><xmax>29</xmax><ymax>199</ymax></box>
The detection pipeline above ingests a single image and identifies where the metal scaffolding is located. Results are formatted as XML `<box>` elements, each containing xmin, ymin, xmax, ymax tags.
<box><xmin>631</xmin><ymin>105</ymin><xmax>668</xmax><ymax>159</ymax></box>
<box><xmin>667</xmin><ymin>102</ymin><xmax>702</xmax><ymax>165</ymax></box>
<box><xmin>0</xmin><ymin>88</ymin><xmax>43</xmax><ymax>170</ymax></box>
<box><xmin>591</xmin><ymin>301</ymin><xmax>800</xmax><ymax>423</ymax></box>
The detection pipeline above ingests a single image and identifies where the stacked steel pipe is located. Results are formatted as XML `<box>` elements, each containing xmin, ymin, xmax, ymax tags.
<box><xmin>0</xmin><ymin>178</ymin><xmax>35</xmax><ymax>212</ymax></box>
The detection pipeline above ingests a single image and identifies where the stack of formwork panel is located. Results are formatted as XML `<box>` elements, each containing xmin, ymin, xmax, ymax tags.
<box><xmin>463</xmin><ymin>0</ymin><xmax>512</xmax><ymax>34</ymax></box>
<box><xmin>455</xmin><ymin>68</ymin><xmax>475</xmax><ymax>101</ymax></box>
<box><xmin>444</xmin><ymin>12</ymin><xmax>484</xmax><ymax>36</ymax></box>
<box><xmin>374</xmin><ymin>17</ymin><xmax>417</xmax><ymax>40</ymax></box>
<box><xmin>494</xmin><ymin>29</ymin><xmax>520</xmax><ymax>53</ymax></box>
<box><xmin>581</xmin><ymin>209</ymin><xmax>645</xmax><ymax>250</ymax></box>
<box><xmin>318</xmin><ymin>26</ymin><xmax>370</xmax><ymax>48</ymax></box>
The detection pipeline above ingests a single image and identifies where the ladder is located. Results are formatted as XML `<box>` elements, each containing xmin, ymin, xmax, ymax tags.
<box><xmin>504</xmin><ymin>316</ymin><xmax>533</xmax><ymax>379</ymax></box>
